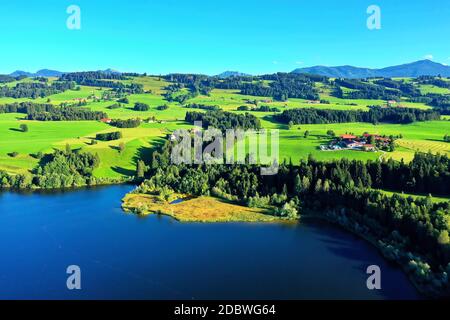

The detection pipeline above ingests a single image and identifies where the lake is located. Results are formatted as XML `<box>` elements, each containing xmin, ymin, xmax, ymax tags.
<box><xmin>0</xmin><ymin>185</ymin><xmax>420</xmax><ymax>299</ymax></box>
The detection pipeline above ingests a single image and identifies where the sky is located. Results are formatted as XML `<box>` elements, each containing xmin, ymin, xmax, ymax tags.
<box><xmin>0</xmin><ymin>0</ymin><xmax>449</xmax><ymax>75</ymax></box>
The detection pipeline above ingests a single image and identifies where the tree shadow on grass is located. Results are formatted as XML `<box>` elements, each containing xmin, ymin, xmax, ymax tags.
<box><xmin>9</xmin><ymin>128</ymin><xmax>23</xmax><ymax>132</ymax></box>
<box><xmin>111</xmin><ymin>166</ymin><xmax>135</xmax><ymax>177</ymax></box>
<box><xmin>132</xmin><ymin>137</ymin><xmax>167</xmax><ymax>166</ymax></box>
<box><xmin>261</xmin><ymin>115</ymin><xmax>287</xmax><ymax>130</ymax></box>
<box><xmin>110</xmin><ymin>145</ymin><xmax>122</xmax><ymax>152</ymax></box>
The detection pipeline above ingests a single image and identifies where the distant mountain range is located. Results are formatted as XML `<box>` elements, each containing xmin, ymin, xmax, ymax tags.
<box><xmin>9</xmin><ymin>69</ymin><xmax>64</xmax><ymax>77</ymax></box>
<box><xmin>8</xmin><ymin>68</ymin><xmax>121</xmax><ymax>78</ymax></box>
<box><xmin>6</xmin><ymin>61</ymin><xmax>450</xmax><ymax>79</ymax></box>
<box><xmin>292</xmin><ymin>60</ymin><xmax>450</xmax><ymax>78</ymax></box>
<box><xmin>217</xmin><ymin>71</ymin><xmax>251</xmax><ymax>78</ymax></box>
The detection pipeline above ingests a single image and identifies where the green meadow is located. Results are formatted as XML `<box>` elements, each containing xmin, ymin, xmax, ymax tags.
<box><xmin>274</xmin><ymin>121</ymin><xmax>450</xmax><ymax>163</ymax></box>
<box><xmin>0</xmin><ymin>75</ymin><xmax>449</xmax><ymax>178</ymax></box>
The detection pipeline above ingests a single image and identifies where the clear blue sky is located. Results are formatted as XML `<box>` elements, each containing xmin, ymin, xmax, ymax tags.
<box><xmin>1</xmin><ymin>0</ymin><xmax>449</xmax><ymax>75</ymax></box>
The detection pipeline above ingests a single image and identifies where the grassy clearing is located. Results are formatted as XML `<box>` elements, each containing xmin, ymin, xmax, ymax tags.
<box><xmin>0</xmin><ymin>116</ymin><xmax>108</xmax><ymax>155</ymax></box>
<box><xmin>419</xmin><ymin>84</ymin><xmax>450</xmax><ymax>95</ymax></box>
<box><xmin>122</xmin><ymin>194</ymin><xmax>283</xmax><ymax>222</ymax></box>
<box><xmin>379</xmin><ymin>189</ymin><xmax>450</xmax><ymax>204</ymax></box>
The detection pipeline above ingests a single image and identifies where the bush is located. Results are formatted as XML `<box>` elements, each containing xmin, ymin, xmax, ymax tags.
<box><xmin>156</xmin><ymin>104</ymin><xmax>169</xmax><ymax>110</ymax></box>
<box><xmin>20</xmin><ymin>124</ymin><xmax>28</xmax><ymax>132</ymax></box>
<box><xmin>117</xmin><ymin>97</ymin><xmax>129</xmax><ymax>104</ymax></box>
<box><xmin>110</xmin><ymin>118</ymin><xmax>141</xmax><ymax>128</ymax></box>
<box><xmin>96</xmin><ymin>131</ymin><xmax>122</xmax><ymax>141</ymax></box>
<box><xmin>134</xmin><ymin>102</ymin><xmax>149</xmax><ymax>111</ymax></box>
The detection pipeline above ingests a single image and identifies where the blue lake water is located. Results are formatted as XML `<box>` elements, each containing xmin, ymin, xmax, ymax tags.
<box><xmin>0</xmin><ymin>185</ymin><xmax>420</xmax><ymax>299</ymax></box>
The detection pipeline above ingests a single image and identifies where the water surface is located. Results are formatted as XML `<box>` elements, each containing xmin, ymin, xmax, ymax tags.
<box><xmin>0</xmin><ymin>185</ymin><xmax>420</xmax><ymax>299</ymax></box>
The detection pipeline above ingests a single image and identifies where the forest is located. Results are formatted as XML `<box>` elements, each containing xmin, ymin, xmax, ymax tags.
<box><xmin>95</xmin><ymin>131</ymin><xmax>122</xmax><ymax>141</ymax></box>
<box><xmin>0</xmin><ymin>102</ymin><xmax>108</xmax><ymax>121</ymax></box>
<box><xmin>27</xmin><ymin>107</ymin><xmax>107</xmax><ymax>121</ymax></box>
<box><xmin>59</xmin><ymin>72</ymin><xmax>144</xmax><ymax>94</ymax></box>
<box><xmin>110</xmin><ymin>118</ymin><xmax>141</xmax><ymax>128</ymax></box>
<box><xmin>274</xmin><ymin>106</ymin><xmax>441</xmax><ymax>125</ymax></box>
<box><xmin>1</xmin><ymin>149</ymin><xmax>105</xmax><ymax>189</ymax></box>
<box><xmin>185</xmin><ymin>110</ymin><xmax>261</xmax><ymax>131</ymax></box>
<box><xmin>165</xmin><ymin>73</ymin><xmax>320</xmax><ymax>101</ymax></box>
<box><xmin>0</xmin><ymin>81</ymin><xmax>76</xmax><ymax>99</ymax></box>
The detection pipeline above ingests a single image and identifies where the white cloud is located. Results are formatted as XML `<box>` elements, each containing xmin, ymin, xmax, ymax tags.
<box><xmin>424</xmin><ymin>54</ymin><xmax>433</xmax><ymax>60</ymax></box>
<box><xmin>295</xmin><ymin>61</ymin><xmax>304</xmax><ymax>65</ymax></box>
<box><xmin>272</xmin><ymin>60</ymin><xmax>279</xmax><ymax>65</ymax></box>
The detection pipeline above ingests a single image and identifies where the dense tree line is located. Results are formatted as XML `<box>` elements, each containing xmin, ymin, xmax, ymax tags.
<box><xmin>27</xmin><ymin>107</ymin><xmax>107</xmax><ymax>121</ymax></box>
<box><xmin>427</xmin><ymin>94</ymin><xmax>450</xmax><ymax>115</ymax></box>
<box><xmin>96</xmin><ymin>131</ymin><xmax>122</xmax><ymax>141</ymax></box>
<box><xmin>60</xmin><ymin>71</ymin><xmax>126</xmax><ymax>82</ymax></box>
<box><xmin>164</xmin><ymin>73</ymin><xmax>319</xmax><ymax>102</ymax></box>
<box><xmin>373</xmin><ymin>78</ymin><xmax>421</xmax><ymax>97</ymax></box>
<box><xmin>0</xmin><ymin>74</ymin><xmax>25</xmax><ymax>83</ymax></box>
<box><xmin>274</xmin><ymin>106</ymin><xmax>440</xmax><ymax>125</ymax></box>
<box><xmin>334</xmin><ymin>79</ymin><xmax>401</xmax><ymax>100</ymax></box>
<box><xmin>240</xmin><ymin>73</ymin><xmax>319</xmax><ymax>101</ymax></box>
<box><xmin>0</xmin><ymin>102</ymin><xmax>107</xmax><ymax>121</ymax></box>
<box><xmin>0</xmin><ymin>102</ymin><xmax>53</xmax><ymax>114</ymax></box>
<box><xmin>417</xmin><ymin>76</ymin><xmax>450</xmax><ymax>89</ymax></box>
<box><xmin>0</xmin><ymin>81</ymin><xmax>75</xmax><ymax>99</ymax></box>
<box><xmin>110</xmin><ymin>118</ymin><xmax>141</xmax><ymax>128</ymax></box>
<box><xmin>59</xmin><ymin>72</ymin><xmax>143</xmax><ymax>94</ymax></box>
<box><xmin>185</xmin><ymin>110</ymin><xmax>261</xmax><ymax>131</ymax></box>
<box><xmin>0</xmin><ymin>150</ymin><xmax>99</xmax><ymax>189</ymax></box>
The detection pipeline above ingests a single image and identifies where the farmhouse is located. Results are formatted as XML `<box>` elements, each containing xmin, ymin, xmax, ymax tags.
<box><xmin>321</xmin><ymin>133</ymin><xmax>393</xmax><ymax>152</ymax></box>
<box><xmin>100</xmin><ymin>118</ymin><xmax>112</xmax><ymax>124</ymax></box>
<box><xmin>340</xmin><ymin>134</ymin><xmax>357</xmax><ymax>141</ymax></box>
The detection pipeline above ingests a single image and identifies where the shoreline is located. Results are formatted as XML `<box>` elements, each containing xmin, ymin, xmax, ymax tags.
<box><xmin>121</xmin><ymin>193</ymin><xmax>297</xmax><ymax>223</ymax></box>
<box><xmin>301</xmin><ymin>210</ymin><xmax>439</xmax><ymax>299</ymax></box>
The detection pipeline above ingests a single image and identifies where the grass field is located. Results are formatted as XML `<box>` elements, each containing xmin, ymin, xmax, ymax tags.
<box><xmin>1</xmin><ymin>75</ymin><xmax>448</xmax><ymax>178</ymax></box>
<box><xmin>122</xmin><ymin>194</ymin><xmax>283</xmax><ymax>222</ymax></box>
<box><xmin>418</xmin><ymin>84</ymin><xmax>450</xmax><ymax>95</ymax></box>
<box><xmin>0</xmin><ymin>111</ymin><xmax>190</xmax><ymax>177</ymax></box>
<box><xmin>271</xmin><ymin>121</ymin><xmax>450</xmax><ymax>163</ymax></box>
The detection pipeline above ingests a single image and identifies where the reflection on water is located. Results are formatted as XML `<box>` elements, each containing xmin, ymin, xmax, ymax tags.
<box><xmin>0</xmin><ymin>185</ymin><xmax>421</xmax><ymax>300</ymax></box>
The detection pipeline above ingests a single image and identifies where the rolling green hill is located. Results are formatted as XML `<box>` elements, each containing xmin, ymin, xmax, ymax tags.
<box><xmin>1</xmin><ymin>72</ymin><xmax>449</xmax><ymax>179</ymax></box>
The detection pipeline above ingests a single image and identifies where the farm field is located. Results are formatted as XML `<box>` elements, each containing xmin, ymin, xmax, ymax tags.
<box><xmin>1</xmin><ymin>74</ymin><xmax>449</xmax><ymax>178</ymax></box>
<box><xmin>0</xmin><ymin>115</ymin><xmax>191</xmax><ymax>177</ymax></box>
<box><xmin>269</xmin><ymin>121</ymin><xmax>450</xmax><ymax>163</ymax></box>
